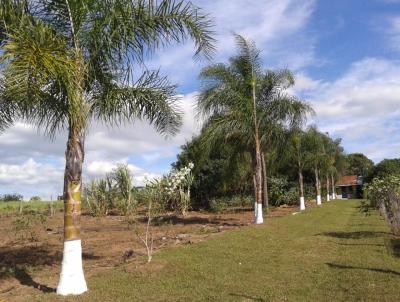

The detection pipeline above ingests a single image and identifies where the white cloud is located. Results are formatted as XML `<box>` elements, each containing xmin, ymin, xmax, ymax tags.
<box><xmin>0</xmin><ymin>158</ymin><xmax>63</xmax><ymax>199</ymax></box>
<box><xmin>146</xmin><ymin>0</ymin><xmax>317</xmax><ymax>85</ymax></box>
<box><xmin>307</xmin><ymin>58</ymin><xmax>400</xmax><ymax>162</ymax></box>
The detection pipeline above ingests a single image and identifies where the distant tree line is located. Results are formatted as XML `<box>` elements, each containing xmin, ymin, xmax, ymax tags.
<box><xmin>0</xmin><ymin>193</ymin><xmax>23</xmax><ymax>202</ymax></box>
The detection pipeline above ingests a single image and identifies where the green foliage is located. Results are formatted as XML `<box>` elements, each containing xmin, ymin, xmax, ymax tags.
<box><xmin>173</xmin><ymin>134</ymin><xmax>253</xmax><ymax>208</ymax></box>
<box><xmin>0</xmin><ymin>193</ymin><xmax>23</xmax><ymax>201</ymax></box>
<box><xmin>373</xmin><ymin>158</ymin><xmax>400</xmax><ymax>179</ymax></box>
<box><xmin>268</xmin><ymin>177</ymin><xmax>298</xmax><ymax>206</ymax></box>
<box><xmin>29</xmin><ymin>196</ymin><xmax>41</xmax><ymax>202</ymax></box>
<box><xmin>83</xmin><ymin>164</ymin><xmax>136</xmax><ymax>216</ymax></box>
<box><xmin>83</xmin><ymin>179</ymin><xmax>113</xmax><ymax>216</ymax></box>
<box><xmin>12</xmin><ymin>212</ymin><xmax>47</xmax><ymax>241</ymax></box>
<box><xmin>0</xmin><ymin>0</ymin><xmax>216</xmax><ymax>136</ymax></box>
<box><xmin>209</xmin><ymin>195</ymin><xmax>253</xmax><ymax>213</ymax></box>
<box><xmin>345</xmin><ymin>153</ymin><xmax>374</xmax><ymax>180</ymax></box>
<box><xmin>112</xmin><ymin>164</ymin><xmax>136</xmax><ymax>215</ymax></box>
<box><xmin>365</xmin><ymin>175</ymin><xmax>400</xmax><ymax>235</ymax></box>
<box><xmin>165</xmin><ymin>163</ymin><xmax>194</xmax><ymax>216</ymax></box>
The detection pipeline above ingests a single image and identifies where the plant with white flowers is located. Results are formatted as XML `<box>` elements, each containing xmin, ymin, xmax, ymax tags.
<box><xmin>166</xmin><ymin>163</ymin><xmax>194</xmax><ymax>216</ymax></box>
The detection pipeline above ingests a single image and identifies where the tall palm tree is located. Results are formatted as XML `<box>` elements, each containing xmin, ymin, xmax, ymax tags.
<box><xmin>320</xmin><ymin>134</ymin><xmax>343</xmax><ymax>201</ymax></box>
<box><xmin>197</xmin><ymin>34</ymin><xmax>311</xmax><ymax>224</ymax></box>
<box><xmin>0</xmin><ymin>0</ymin><xmax>214</xmax><ymax>295</ymax></box>
<box><xmin>288</xmin><ymin>129</ymin><xmax>310</xmax><ymax>210</ymax></box>
<box><xmin>304</xmin><ymin>126</ymin><xmax>325</xmax><ymax>205</ymax></box>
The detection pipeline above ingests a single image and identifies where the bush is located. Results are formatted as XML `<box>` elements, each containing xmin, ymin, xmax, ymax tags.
<box><xmin>12</xmin><ymin>212</ymin><xmax>47</xmax><ymax>241</ymax></box>
<box><xmin>268</xmin><ymin>177</ymin><xmax>300</xmax><ymax>206</ymax></box>
<box><xmin>29</xmin><ymin>196</ymin><xmax>41</xmax><ymax>202</ymax></box>
<box><xmin>209</xmin><ymin>195</ymin><xmax>253</xmax><ymax>213</ymax></box>
<box><xmin>365</xmin><ymin>175</ymin><xmax>400</xmax><ymax>235</ymax></box>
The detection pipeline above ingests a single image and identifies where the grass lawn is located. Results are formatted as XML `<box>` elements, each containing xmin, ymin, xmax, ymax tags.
<box><xmin>38</xmin><ymin>200</ymin><xmax>400</xmax><ymax>302</ymax></box>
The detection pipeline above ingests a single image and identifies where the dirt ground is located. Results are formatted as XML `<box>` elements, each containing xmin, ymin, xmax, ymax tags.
<box><xmin>0</xmin><ymin>202</ymin><xmax>316</xmax><ymax>301</ymax></box>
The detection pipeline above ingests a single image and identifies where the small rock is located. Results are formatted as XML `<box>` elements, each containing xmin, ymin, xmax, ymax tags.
<box><xmin>162</xmin><ymin>236</ymin><xmax>167</xmax><ymax>240</ymax></box>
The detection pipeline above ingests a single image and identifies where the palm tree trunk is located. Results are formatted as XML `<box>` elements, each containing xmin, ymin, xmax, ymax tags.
<box><xmin>315</xmin><ymin>167</ymin><xmax>321</xmax><ymax>205</ymax></box>
<box><xmin>253</xmin><ymin>174</ymin><xmax>257</xmax><ymax>219</ymax></box>
<box><xmin>254</xmin><ymin>147</ymin><xmax>263</xmax><ymax>224</ymax></box>
<box><xmin>299</xmin><ymin>168</ymin><xmax>305</xmax><ymax>210</ymax></box>
<box><xmin>326</xmin><ymin>175</ymin><xmax>330</xmax><ymax>201</ymax></box>
<box><xmin>57</xmin><ymin>129</ymin><xmax>87</xmax><ymax>295</ymax></box>
<box><xmin>252</xmin><ymin>78</ymin><xmax>263</xmax><ymax>224</ymax></box>
<box><xmin>331</xmin><ymin>174</ymin><xmax>336</xmax><ymax>199</ymax></box>
<box><xmin>261</xmin><ymin>153</ymin><xmax>269</xmax><ymax>212</ymax></box>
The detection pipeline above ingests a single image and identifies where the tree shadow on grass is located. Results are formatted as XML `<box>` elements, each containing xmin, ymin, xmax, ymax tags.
<box><xmin>326</xmin><ymin>263</ymin><xmax>400</xmax><ymax>276</ymax></box>
<box><xmin>330</xmin><ymin>241</ymin><xmax>385</xmax><ymax>248</ymax></box>
<box><xmin>387</xmin><ymin>237</ymin><xmax>400</xmax><ymax>258</ymax></box>
<box><xmin>229</xmin><ymin>293</ymin><xmax>267</xmax><ymax>301</ymax></box>
<box><xmin>317</xmin><ymin>231</ymin><xmax>390</xmax><ymax>239</ymax></box>
<box><xmin>148</xmin><ymin>215</ymin><xmax>243</xmax><ymax>227</ymax></box>
<box><xmin>0</xmin><ymin>244</ymin><xmax>100</xmax><ymax>293</ymax></box>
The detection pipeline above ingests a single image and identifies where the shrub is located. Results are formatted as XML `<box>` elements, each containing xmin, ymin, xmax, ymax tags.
<box><xmin>268</xmin><ymin>177</ymin><xmax>300</xmax><ymax>206</ymax></box>
<box><xmin>165</xmin><ymin>163</ymin><xmax>194</xmax><ymax>216</ymax></box>
<box><xmin>83</xmin><ymin>179</ymin><xmax>113</xmax><ymax>216</ymax></box>
<box><xmin>209</xmin><ymin>195</ymin><xmax>253</xmax><ymax>213</ymax></box>
<box><xmin>30</xmin><ymin>196</ymin><xmax>41</xmax><ymax>202</ymax></box>
<box><xmin>365</xmin><ymin>175</ymin><xmax>400</xmax><ymax>235</ymax></box>
<box><xmin>12</xmin><ymin>212</ymin><xmax>47</xmax><ymax>241</ymax></box>
<box><xmin>131</xmin><ymin>178</ymin><xmax>167</xmax><ymax>263</ymax></box>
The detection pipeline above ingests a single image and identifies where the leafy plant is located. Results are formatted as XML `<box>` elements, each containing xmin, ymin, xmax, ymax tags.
<box><xmin>12</xmin><ymin>212</ymin><xmax>47</xmax><ymax>242</ymax></box>
<box><xmin>29</xmin><ymin>196</ymin><xmax>41</xmax><ymax>202</ymax></box>
<box><xmin>166</xmin><ymin>163</ymin><xmax>194</xmax><ymax>216</ymax></box>
<box><xmin>132</xmin><ymin>178</ymin><xmax>167</xmax><ymax>263</ymax></box>
<box><xmin>365</xmin><ymin>175</ymin><xmax>400</xmax><ymax>235</ymax></box>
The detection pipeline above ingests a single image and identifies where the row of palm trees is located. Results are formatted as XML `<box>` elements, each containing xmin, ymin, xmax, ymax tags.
<box><xmin>289</xmin><ymin>127</ymin><xmax>344</xmax><ymax>209</ymax></box>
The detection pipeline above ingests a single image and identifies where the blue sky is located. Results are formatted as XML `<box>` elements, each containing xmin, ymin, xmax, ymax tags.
<box><xmin>1</xmin><ymin>0</ymin><xmax>400</xmax><ymax>199</ymax></box>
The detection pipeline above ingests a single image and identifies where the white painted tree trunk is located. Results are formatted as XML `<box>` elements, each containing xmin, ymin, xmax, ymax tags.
<box><xmin>317</xmin><ymin>195</ymin><xmax>322</xmax><ymax>205</ymax></box>
<box><xmin>255</xmin><ymin>203</ymin><xmax>263</xmax><ymax>224</ymax></box>
<box><xmin>300</xmin><ymin>197</ymin><xmax>305</xmax><ymax>211</ymax></box>
<box><xmin>57</xmin><ymin>239</ymin><xmax>87</xmax><ymax>295</ymax></box>
<box><xmin>326</xmin><ymin>194</ymin><xmax>330</xmax><ymax>201</ymax></box>
<box><xmin>254</xmin><ymin>202</ymin><xmax>257</xmax><ymax>218</ymax></box>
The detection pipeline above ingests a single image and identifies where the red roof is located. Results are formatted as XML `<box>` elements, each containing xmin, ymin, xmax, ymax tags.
<box><xmin>336</xmin><ymin>175</ymin><xmax>359</xmax><ymax>186</ymax></box>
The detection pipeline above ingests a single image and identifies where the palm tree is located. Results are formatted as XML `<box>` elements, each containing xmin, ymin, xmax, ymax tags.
<box><xmin>197</xmin><ymin>34</ymin><xmax>311</xmax><ymax>224</ymax></box>
<box><xmin>0</xmin><ymin>0</ymin><xmax>214</xmax><ymax>295</ymax></box>
<box><xmin>304</xmin><ymin>127</ymin><xmax>325</xmax><ymax>205</ymax></box>
<box><xmin>320</xmin><ymin>134</ymin><xmax>343</xmax><ymax>201</ymax></box>
<box><xmin>288</xmin><ymin>129</ymin><xmax>309</xmax><ymax>210</ymax></box>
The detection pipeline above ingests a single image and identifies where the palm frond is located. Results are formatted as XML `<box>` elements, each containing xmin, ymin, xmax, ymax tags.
<box><xmin>92</xmin><ymin>70</ymin><xmax>182</xmax><ymax>136</ymax></box>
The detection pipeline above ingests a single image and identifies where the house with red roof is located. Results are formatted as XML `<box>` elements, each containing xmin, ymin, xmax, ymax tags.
<box><xmin>336</xmin><ymin>175</ymin><xmax>364</xmax><ymax>199</ymax></box>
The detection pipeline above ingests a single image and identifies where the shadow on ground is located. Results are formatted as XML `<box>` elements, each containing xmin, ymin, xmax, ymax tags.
<box><xmin>229</xmin><ymin>293</ymin><xmax>267</xmax><ymax>301</ymax></box>
<box><xmin>14</xmin><ymin>267</ymin><xmax>55</xmax><ymax>293</ymax></box>
<box><xmin>387</xmin><ymin>237</ymin><xmax>400</xmax><ymax>258</ymax></box>
<box><xmin>0</xmin><ymin>244</ymin><xmax>100</xmax><ymax>293</ymax></box>
<box><xmin>326</xmin><ymin>263</ymin><xmax>400</xmax><ymax>276</ymax></box>
<box><xmin>149</xmin><ymin>215</ymin><xmax>245</xmax><ymax>227</ymax></box>
<box><xmin>317</xmin><ymin>231</ymin><xmax>390</xmax><ymax>239</ymax></box>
